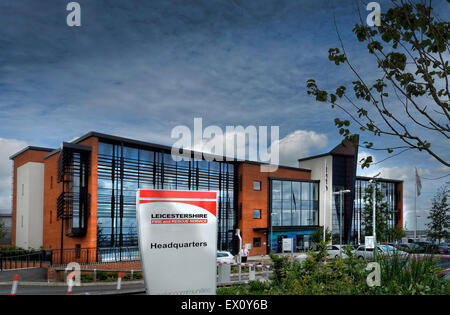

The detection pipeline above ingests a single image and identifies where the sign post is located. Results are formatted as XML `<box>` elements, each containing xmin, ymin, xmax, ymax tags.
<box><xmin>365</xmin><ymin>236</ymin><xmax>375</xmax><ymax>249</ymax></box>
<box><xmin>136</xmin><ymin>190</ymin><xmax>217</xmax><ymax>295</ymax></box>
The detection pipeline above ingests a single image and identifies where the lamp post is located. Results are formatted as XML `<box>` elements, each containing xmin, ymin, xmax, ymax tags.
<box><xmin>270</xmin><ymin>212</ymin><xmax>276</xmax><ymax>254</ymax></box>
<box><xmin>332</xmin><ymin>189</ymin><xmax>351</xmax><ymax>257</ymax></box>
<box><xmin>415</xmin><ymin>215</ymin><xmax>421</xmax><ymax>240</ymax></box>
<box><xmin>235</xmin><ymin>229</ymin><xmax>242</xmax><ymax>281</ymax></box>
<box><xmin>369</xmin><ymin>172</ymin><xmax>381</xmax><ymax>257</ymax></box>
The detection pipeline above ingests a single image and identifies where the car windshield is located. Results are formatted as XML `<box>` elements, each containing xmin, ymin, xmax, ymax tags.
<box><xmin>379</xmin><ymin>245</ymin><xmax>396</xmax><ymax>252</ymax></box>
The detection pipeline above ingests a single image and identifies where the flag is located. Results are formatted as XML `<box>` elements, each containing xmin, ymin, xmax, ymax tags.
<box><xmin>415</xmin><ymin>168</ymin><xmax>422</xmax><ymax>197</ymax></box>
<box><xmin>325</xmin><ymin>160</ymin><xmax>328</xmax><ymax>191</ymax></box>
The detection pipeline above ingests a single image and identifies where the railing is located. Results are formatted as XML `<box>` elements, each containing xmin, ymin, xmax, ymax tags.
<box><xmin>0</xmin><ymin>250</ymin><xmax>50</xmax><ymax>271</ymax></box>
<box><xmin>50</xmin><ymin>247</ymin><xmax>141</xmax><ymax>266</ymax></box>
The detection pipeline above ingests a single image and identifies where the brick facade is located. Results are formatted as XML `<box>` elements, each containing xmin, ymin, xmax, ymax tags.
<box><xmin>237</xmin><ymin>163</ymin><xmax>311</xmax><ymax>256</ymax></box>
<box><xmin>42</xmin><ymin>138</ymin><xmax>99</xmax><ymax>251</ymax></box>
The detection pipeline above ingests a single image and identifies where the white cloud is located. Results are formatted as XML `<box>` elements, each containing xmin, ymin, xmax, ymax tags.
<box><xmin>0</xmin><ymin>138</ymin><xmax>27</xmax><ymax>211</ymax></box>
<box><xmin>273</xmin><ymin>130</ymin><xmax>328</xmax><ymax>167</ymax></box>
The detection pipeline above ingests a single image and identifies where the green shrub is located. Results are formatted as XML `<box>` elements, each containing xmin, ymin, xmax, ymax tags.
<box><xmin>220</xmin><ymin>252</ymin><xmax>450</xmax><ymax>295</ymax></box>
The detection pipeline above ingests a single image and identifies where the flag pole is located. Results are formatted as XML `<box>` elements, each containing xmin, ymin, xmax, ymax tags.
<box><xmin>414</xmin><ymin>178</ymin><xmax>417</xmax><ymax>240</ymax></box>
<box><xmin>323</xmin><ymin>159</ymin><xmax>327</xmax><ymax>241</ymax></box>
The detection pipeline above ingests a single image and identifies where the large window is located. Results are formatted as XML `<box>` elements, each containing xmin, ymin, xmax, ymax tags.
<box><xmin>97</xmin><ymin>141</ymin><xmax>236</xmax><ymax>251</ymax></box>
<box><xmin>353</xmin><ymin>179</ymin><xmax>399</xmax><ymax>244</ymax></box>
<box><xmin>270</xmin><ymin>179</ymin><xmax>319</xmax><ymax>227</ymax></box>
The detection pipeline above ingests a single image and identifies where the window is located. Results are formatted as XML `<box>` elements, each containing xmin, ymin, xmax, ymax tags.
<box><xmin>253</xmin><ymin>237</ymin><xmax>261</xmax><ymax>247</ymax></box>
<box><xmin>50</xmin><ymin>176</ymin><xmax>53</xmax><ymax>189</ymax></box>
<box><xmin>75</xmin><ymin>244</ymin><xmax>81</xmax><ymax>258</ymax></box>
<box><xmin>271</xmin><ymin>179</ymin><xmax>319</xmax><ymax>227</ymax></box>
<box><xmin>253</xmin><ymin>181</ymin><xmax>261</xmax><ymax>191</ymax></box>
<box><xmin>96</xmin><ymin>141</ymin><xmax>236</xmax><ymax>252</ymax></box>
<box><xmin>253</xmin><ymin>209</ymin><xmax>261</xmax><ymax>219</ymax></box>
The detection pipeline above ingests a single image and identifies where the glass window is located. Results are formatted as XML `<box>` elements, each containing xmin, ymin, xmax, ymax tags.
<box><xmin>97</xmin><ymin>142</ymin><xmax>236</xmax><ymax>252</ymax></box>
<box><xmin>253</xmin><ymin>181</ymin><xmax>261</xmax><ymax>191</ymax></box>
<box><xmin>270</xmin><ymin>179</ymin><xmax>319</xmax><ymax>227</ymax></box>
<box><xmin>272</xmin><ymin>181</ymin><xmax>281</xmax><ymax>200</ymax></box>
<box><xmin>253</xmin><ymin>238</ymin><xmax>261</xmax><ymax>247</ymax></box>
<box><xmin>253</xmin><ymin>209</ymin><xmax>261</xmax><ymax>219</ymax></box>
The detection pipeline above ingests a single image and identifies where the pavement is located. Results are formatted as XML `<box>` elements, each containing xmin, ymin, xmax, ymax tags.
<box><xmin>0</xmin><ymin>281</ymin><xmax>146</xmax><ymax>295</ymax></box>
<box><xmin>0</xmin><ymin>273</ymin><xmax>270</xmax><ymax>295</ymax></box>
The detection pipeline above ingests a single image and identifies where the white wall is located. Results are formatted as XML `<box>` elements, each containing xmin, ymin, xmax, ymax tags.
<box><xmin>299</xmin><ymin>155</ymin><xmax>333</xmax><ymax>233</ymax></box>
<box><xmin>15</xmin><ymin>162</ymin><xmax>44</xmax><ymax>249</ymax></box>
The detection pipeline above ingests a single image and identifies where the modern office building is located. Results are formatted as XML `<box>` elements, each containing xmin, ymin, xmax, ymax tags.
<box><xmin>298</xmin><ymin>141</ymin><xmax>403</xmax><ymax>245</ymax></box>
<box><xmin>9</xmin><ymin>132</ymin><xmax>403</xmax><ymax>259</ymax></box>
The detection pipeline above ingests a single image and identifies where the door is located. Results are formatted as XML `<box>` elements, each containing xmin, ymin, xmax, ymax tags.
<box><xmin>296</xmin><ymin>235</ymin><xmax>304</xmax><ymax>252</ymax></box>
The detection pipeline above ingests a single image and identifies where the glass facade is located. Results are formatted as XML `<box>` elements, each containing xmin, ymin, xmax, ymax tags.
<box><xmin>97</xmin><ymin>141</ymin><xmax>236</xmax><ymax>251</ymax></box>
<box><xmin>271</xmin><ymin>179</ymin><xmax>319</xmax><ymax>227</ymax></box>
<box><xmin>57</xmin><ymin>145</ymin><xmax>90</xmax><ymax>237</ymax></box>
<box><xmin>353</xmin><ymin>179</ymin><xmax>399</xmax><ymax>244</ymax></box>
<box><xmin>331</xmin><ymin>185</ymin><xmax>344</xmax><ymax>245</ymax></box>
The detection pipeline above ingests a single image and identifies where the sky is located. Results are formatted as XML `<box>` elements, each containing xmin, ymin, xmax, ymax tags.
<box><xmin>0</xmin><ymin>0</ymin><xmax>448</xmax><ymax>231</ymax></box>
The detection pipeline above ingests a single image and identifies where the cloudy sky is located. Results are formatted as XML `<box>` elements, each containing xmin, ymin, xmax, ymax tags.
<box><xmin>0</xmin><ymin>0</ymin><xmax>448</xmax><ymax>230</ymax></box>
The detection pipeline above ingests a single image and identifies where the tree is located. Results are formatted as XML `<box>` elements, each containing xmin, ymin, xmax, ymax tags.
<box><xmin>0</xmin><ymin>220</ymin><xmax>6</xmax><ymax>240</ymax></box>
<box><xmin>310</xmin><ymin>226</ymin><xmax>332</xmax><ymax>245</ymax></box>
<box><xmin>361</xmin><ymin>185</ymin><xmax>396</xmax><ymax>242</ymax></box>
<box><xmin>307</xmin><ymin>0</ymin><xmax>449</xmax><ymax>168</ymax></box>
<box><xmin>389</xmin><ymin>225</ymin><xmax>406</xmax><ymax>242</ymax></box>
<box><xmin>426</xmin><ymin>182</ymin><xmax>450</xmax><ymax>243</ymax></box>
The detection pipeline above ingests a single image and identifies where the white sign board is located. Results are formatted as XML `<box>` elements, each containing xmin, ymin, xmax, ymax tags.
<box><xmin>282</xmin><ymin>238</ymin><xmax>293</xmax><ymax>252</ymax></box>
<box><xmin>136</xmin><ymin>190</ymin><xmax>217</xmax><ymax>295</ymax></box>
<box><xmin>365</xmin><ymin>236</ymin><xmax>376</xmax><ymax>249</ymax></box>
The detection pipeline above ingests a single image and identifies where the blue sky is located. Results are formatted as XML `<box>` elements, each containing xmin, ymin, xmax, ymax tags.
<box><xmin>0</xmin><ymin>0</ymin><xmax>448</xmax><ymax>231</ymax></box>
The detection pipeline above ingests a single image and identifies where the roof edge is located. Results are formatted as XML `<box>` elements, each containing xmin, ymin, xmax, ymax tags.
<box><xmin>9</xmin><ymin>146</ymin><xmax>54</xmax><ymax>160</ymax></box>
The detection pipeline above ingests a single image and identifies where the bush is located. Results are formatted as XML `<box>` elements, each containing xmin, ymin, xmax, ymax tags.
<box><xmin>80</xmin><ymin>271</ymin><xmax>143</xmax><ymax>283</ymax></box>
<box><xmin>219</xmin><ymin>250</ymin><xmax>450</xmax><ymax>295</ymax></box>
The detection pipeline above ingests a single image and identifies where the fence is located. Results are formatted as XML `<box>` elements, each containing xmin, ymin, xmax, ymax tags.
<box><xmin>0</xmin><ymin>250</ymin><xmax>49</xmax><ymax>271</ymax></box>
<box><xmin>50</xmin><ymin>247</ymin><xmax>140</xmax><ymax>266</ymax></box>
<box><xmin>1</xmin><ymin>247</ymin><xmax>141</xmax><ymax>270</ymax></box>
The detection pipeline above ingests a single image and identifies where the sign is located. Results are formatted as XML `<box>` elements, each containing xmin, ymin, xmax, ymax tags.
<box><xmin>136</xmin><ymin>190</ymin><xmax>217</xmax><ymax>295</ymax></box>
<box><xmin>282</xmin><ymin>238</ymin><xmax>293</xmax><ymax>252</ymax></box>
<box><xmin>365</xmin><ymin>236</ymin><xmax>376</xmax><ymax>249</ymax></box>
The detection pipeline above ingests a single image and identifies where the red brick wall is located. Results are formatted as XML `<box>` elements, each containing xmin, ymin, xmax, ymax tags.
<box><xmin>237</xmin><ymin>163</ymin><xmax>311</xmax><ymax>256</ymax></box>
<box><xmin>42</xmin><ymin>137</ymin><xmax>98</xmax><ymax>251</ymax></box>
<box><xmin>48</xmin><ymin>261</ymin><xmax>142</xmax><ymax>281</ymax></box>
<box><xmin>11</xmin><ymin>150</ymin><xmax>51</xmax><ymax>247</ymax></box>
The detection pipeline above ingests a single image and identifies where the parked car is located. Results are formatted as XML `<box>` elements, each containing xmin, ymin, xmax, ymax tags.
<box><xmin>443</xmin><ymin>269</ymin><xmax>450</xmax><ymax>280</ymax></box>
<box><xmin>294</xmin><ymin>245</ymin><xmax>350</xmax><ymax>262</ymax></box>
<box><xmin>326</xmin><ymin>245</ymin><xmax>349</xmax><ymax>259</ymax></box>
<box><xmin>414</xmin><ymin>242</ymin><xmax>440</xmax><ymax>254</ymax></box>
<box><xmin>217</xmin><ymin>251</ymin><xmax>235</xmax><ymax>264</ymax></box>
<box><xmin>353</xmin><ymin>244</ymin><xmax>408</xmax><ymax>260</ymax></box>
<box><xmin>397</xmin><ymin>243</ymin><xmax>424</xmax><ymax>253</ymax></box>
<box><xmin>437</xmin><ymin>243</ymin><xmax>449</xmax><ymax>254</ymax></box>
<box><xmin>295</xmin><ymin>252</ymin><xmax>309</xmax><ymax>262</ymax></box>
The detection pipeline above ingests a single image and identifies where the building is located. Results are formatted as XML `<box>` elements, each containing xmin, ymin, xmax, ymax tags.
<box><xmin>299</xmin><ymin>141</ymin><xmax>403</xmax><ymax>245</ymax></box>
<box><xmin>9</xmin><ymin>131</ymin><xmax>403</xmax><ymax>260</ymax></box>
